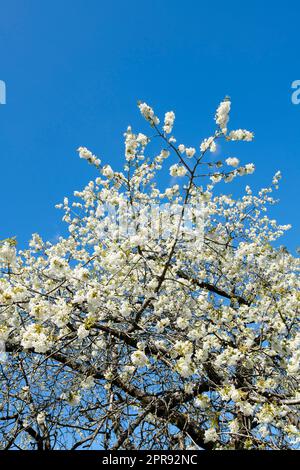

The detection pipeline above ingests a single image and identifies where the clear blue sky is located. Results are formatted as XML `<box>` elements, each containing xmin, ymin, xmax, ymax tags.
<box><xmin>0</xmin><ymin>0</ymin><xmax>299</xmax><ymax>252</ymax></box>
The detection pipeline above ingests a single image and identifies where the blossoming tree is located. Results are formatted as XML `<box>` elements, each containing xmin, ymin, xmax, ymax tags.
<box><xmin>0</xmin><ymin>99</ymin><xmax>299</xmax><ymax>450</ymax></box>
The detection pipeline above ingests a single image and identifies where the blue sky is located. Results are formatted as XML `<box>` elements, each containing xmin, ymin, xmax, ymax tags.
<box><xmin>0</xmin><ymin>0</ymin><xmax>299</xmax><ymax>252</ymax></box>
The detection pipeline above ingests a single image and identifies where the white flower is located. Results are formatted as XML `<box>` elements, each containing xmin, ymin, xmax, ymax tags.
<box><xmin>77</xmin><ymin>324</ymin><xmax>89</xmax><ymax>339</ymax></box>
<box><xmin>272</xmin><ymin>171</ymin><xmax>282</xmax><ymax>186</ymax></box>
<box><xmin>163</xmin><ymin>111</ymin><xmax>175</xmax><ymax>134</ymax></box>
<box><xmin>228</xmin><ymin>129</ymin><xmax>254</xmax><ymax>141</ymax></box>
<box><xmin>185</xmin><ymin>147</ymin><xmax>196</xmax><ymax>158</ymax></box>
<box><xmin>169</xmin><ymin>164</ymin><xmax>187</xmax><ymax>177</ymax></box>
<box><xmin>156</xmin><ymin>318</ymin><xmax>170</xmax><ymax>332</ymax></box>
<box><xmin>119</xmin><ymin>302</ymin><xmax>131</xmax><ymax>318</ymax></box>
<box><xmin>230</xmin><ymin>388</ymin><xmax>241</xmax><ymax>402</ymax></box>
<box><xmin>257</xmin><ymin>404</ymin><xmax>276</xmax><ymax>424</ymax></box>
<box><xmin>0</xmin><ymin>242</ymin><xmax>16</xmax><ymax>265</ymax></box>
<box><xmin>165</xmin><ymin>187</ymin><xmax>175</xmax><ymax>198</ymax></box>
<box><xmin>37</xmin><ymin>412</ymin><xmax>46</xmax><ymax>426</ymax></box>
<box><xmin>194</xmin><ymin>395</ymin><xmax>210</xmax><ymax>409</ymax></box>
<box><xmin>29</xmin><ymin>299</ymin><xmax>53</xmax><ymax>322</ymax></box>
<box><xmin>178</xmin><ymin>144</ymin><xmax>185</xmax><ymax>153</ymax></box>
<box><xmin>136</xmin><ymin>132</ymin><xmax>148</xmax><ymax>146</ymax></box>
<box><xmin>0</xmin><ymin>325</ymin><xmax>9</xmax><ymax>342</ymax></box>
<box><xmin>21</xmin><ymin>324</ymin><xmax>53</xmax><ymax>353</ymax></box>
<box><xmin>73</xmin><ymin>266</ymin><xmax>89</xmax><ymax>282</ymax></box>
<box><xmin>229</xmin><ymin>419</ymin><xmax>239</xmax><ymax>434</ymax></box>
<box><xmin>259</xmin><ymin>425</ymin><xmax>269</xmax><ymax>438</ymax></box>
<box><xmin>177</xmin><ymin>317</ymin><xmax>189</xmax><ymax>329</ymax></box>
<box><xmin>81</xmin><ymin>376</ymin><xmax>95</xmax><ymax>389</ymax></box>
<box><xmin>175</xmin><ymin>356</ymin><xmax>194</xmax><ymax>377</ymax></box>
<box><xmin>121</xmin><ymin>365</ymin><xmax>135</xmax><ymax>376</ymax></box>
<box><xmin>224</xmin><ymin>172</ymin><xmax>236</xmax><ymax>183</ymax></box>
<box><xmin>173</xmin><ymin>340</ymin><xmax>193</xmax><ymax>356</ymax></box>
<box><xmin>285</xmin><ymin>424</ymin><xmax>299</xmax><ymax>436</ymax></box>
<box><xmin>48</xmin><ymin>256</ymin><xmax>68</xmax><ymax>277</ymax></box>
<box><xmin>215</xmin><ymin>98</ymin><xmax>231</xmax><ymax>132</ymax></box>
<box><xmin>226</xmin><ymin>157</ymin><xmax>240</xmax><ymax>167</ymax></box>
<box><xmin>238</xmin><ymin>401</ymin><xmax>254</xmax><ymax>416</ymax></box>
<box><xmin>77</xmin><ymin>147</ymin><xmax>100</xmax><ymax>166</ymax></box>
<box><xmin>86</xmin><ymin>288</ymin><xmax>102</xmax><ymax>309</ymax></box>
<box><xmin>77</xmin><ymin>146</ymin><xmax>93</xmax><ymax>160</ymax></box>
<box><xmin>200</xmin><ymin>137</ymin><xmax>216</xmax><ymax>152</ymax></box>
<box><xmin>161</xmin><ymin>150</ymin><xmax>170</xmax><ymax>159</ymax></box>
<box><xmin>131</xmin><ymin>350</ymin><xmax>149</xmax><ymax>367</ymax></box>
<box><xmin>67</xmin><ymin>392</ymin><xmax>81</xmax><ymax>406</ymax></box>
<box><xmin>102</xmin><ymin>165</ymin><xmax>114</xmax><ymax>179</ymax></box>
<box><xmin>138</xmin><ymin>102</ymin><xmax>160</xmax><ymax>125</ymax></box>
<box><xmin>245</xmin><ymin>163</ymin><xmax>255</xmax><ymax>174</ymax></box>
<box><xmin>210</xmin><ymin>173</ymin><xmax>222</xmax><ymax>183</ymax></box>
<box><xmin>204</xmin><ymin>427</ymin><xmax>218</xmax><ymax>443</ymax></box>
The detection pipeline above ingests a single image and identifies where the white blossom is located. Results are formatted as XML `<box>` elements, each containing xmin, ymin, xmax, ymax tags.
<box><xmin>226</xmin><ymin>157</ymin><xmax>240</xmax><ymax>167</ymax></box>
<box><xmin>169</xmin><ymin>164</ymin><xmax>187</xmax><ymax>177</ymax></box>
<box><xmin>77</xmin><ymin>324</ymin><xmax>90</xmax><ymax>339</ymax></box>
<box><xmin>138</xmin><ymin>102</ymin><xmax>160</xmax><ymax>125</ymax></box>
<box><xmin>204</xmin><ymin>428</ymin><xmax>218</xmax><ymax>443</ymax></box>
<box><xmin>1</xmin><ymin>97</ymin><xmax>298</xmax><ymax>451</ymax></box>
<box><xmin>245</xmin><ymin>163</ymin><xmax>255</xmax><ymax>174</ymax></box>
<box><xmin>228</xmin><ymin>129</ymin><xmax>254</xmax><ymax>141</ymax></box>
<box><xmin>102</xmin><ymin>164</ymin><xmax>114</xmax><ymax>179</ymax></box>
<box><xmin>163</xmin><ymin>111</ymin><xmax>175</xmax><ymax>134</ymax></box>
<box><xmin>21</xmin><ymin>324</ymin><xmax>53</xmax><ymax>353</ymax></box>
<box><xmin>215</xmin><ymin>98</ymin><xmax>231</xmax><ymax>133</ymax></box>
<box><xmin>200</xmin><ymin>136</ymin><xmax>216</xmax><ymax>152</ymax></box>
<box><xmin>185</xmin><ymin>147</ymin><xmax>196</xmax><ymax>158</ymax></box>
<box><xmin>77</xmin><ymin>146</ymin><xmax>101</xmax><ymax>166</ymax></box>
<box><xmin>37</xmin><ymin>412</ymin><xmax>46</xmax><ymax>426</ymax></box>
<box><xmin>0</xmin><ymin>242</ymin><xmax>16</xmax><ymax>265</ymax></box>
<box><xmin>131</xmin><ymin>350</ymin><xmax>149</xmax><ymax>367</ymax></box>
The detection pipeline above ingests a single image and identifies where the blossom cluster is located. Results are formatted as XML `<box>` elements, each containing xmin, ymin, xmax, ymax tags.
<box><xmin>0</xmin><ymin>98</ymin><xmax>298</xmax><ymax>451</ymax></box>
